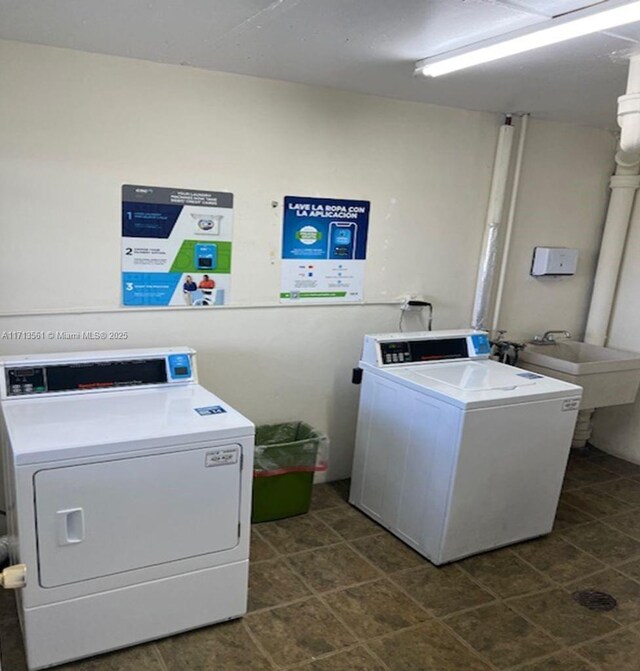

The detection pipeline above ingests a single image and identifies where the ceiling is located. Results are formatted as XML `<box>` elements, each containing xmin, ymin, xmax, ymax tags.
<box><xmin>1</xmin><ymin>0</ymin><xmax>640</xmax><ymax>128</ymax></box>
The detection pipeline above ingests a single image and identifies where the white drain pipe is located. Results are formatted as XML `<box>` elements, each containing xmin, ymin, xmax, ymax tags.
<box><xmin>491</xmin><ymin>114</ymin><xmax>529</xmax><ymax>334</ymax></box>
<box><xmin>471</xmin><ymin>116</ymin><xmax>515</xmax><ymax>331</ymax></box>
<box><xmin>585</xmin><ymin>53</ymin><xmax>640</xmax><ymax>347</ymax></box>
<box><xmin>576</xmin><ymin>55</ymin><xmax>640</xmax><ymax>449</ymax></box>
<box><xmin>584</xmin><ymin>149</ymin><xmax>640</xmax><ymax>347</ymax></box>
<box><xmin>618</xmin><ymin>55</ymin><xmax>640</xmax><ymax>155</ymax></box>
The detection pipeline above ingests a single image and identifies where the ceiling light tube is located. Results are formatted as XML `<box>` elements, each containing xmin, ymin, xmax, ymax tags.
<box><xmin>416</xmin><ymin>0</ymin><xmax>640</xmax><ymax>77</ymax></box>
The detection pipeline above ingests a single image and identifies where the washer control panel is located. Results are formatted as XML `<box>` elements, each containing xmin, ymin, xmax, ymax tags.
<box><xmin>362</xmin><ymin>331</ymin><xmax>492</xmax><ymax>367</ymax></box>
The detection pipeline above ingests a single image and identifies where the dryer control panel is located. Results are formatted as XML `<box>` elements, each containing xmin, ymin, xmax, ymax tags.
<box><xmin>362</xmin><ymin>330</ymin><xmax>491</xmax><ymax>367</ymax></box>
<box><xmin>1</xmin><ymin>348</ymin><xmax>196</xmax><ymax>398</ymax></box>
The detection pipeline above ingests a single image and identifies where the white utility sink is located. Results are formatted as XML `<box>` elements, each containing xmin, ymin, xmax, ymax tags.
<box><xmin>519</xmin><ymin>341</ymin><xmax>640</xmax><ymax>410</ymax></box>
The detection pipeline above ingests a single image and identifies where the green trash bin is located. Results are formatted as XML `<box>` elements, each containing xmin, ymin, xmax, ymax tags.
<box><xmin>252</xmin><ymin>422</ymin><xmax>328</xmax><ymax>523</ymax></box>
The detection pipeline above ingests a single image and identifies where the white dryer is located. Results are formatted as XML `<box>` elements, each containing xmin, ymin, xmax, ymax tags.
<box><xmin>349</xmin><ymin>330</ymin><xmax>582</xmax><ymax>565</ymax></box>
<box><xmin>0</xmin><ymin>347</ymin><xmax>254</xmax><ymax>670</ymax></box>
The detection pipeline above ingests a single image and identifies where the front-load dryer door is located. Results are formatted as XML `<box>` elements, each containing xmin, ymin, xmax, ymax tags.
<box><xmin>34</xmin><ymin>444</ymin><xmax>242</xmax><ymax>588</ymax></box>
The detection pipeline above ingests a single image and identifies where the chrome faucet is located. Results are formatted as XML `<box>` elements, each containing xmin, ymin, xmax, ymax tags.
<box><xmin>532</xmin><ymin>330</ymin><xmax>572</xmax><ymax>344</ymax></box>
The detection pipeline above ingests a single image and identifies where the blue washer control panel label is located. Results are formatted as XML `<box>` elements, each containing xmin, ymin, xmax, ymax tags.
<box><xmin>168</xmin><ymin>354</ymin><xmax>192</xmax><ymax>380</ymax></box>
<box><xmin>470</xmin><ymin>334</ymin><xmax>491</xmax><ymax>355</ymax></box>
<box><xmin>195</xmin><ymin>405</ymin><xmax>226</xmax><ymax>416</ymax></box>
<box><xmin>517</xmin><ymin>372</ymin><xmax>544</xmax><ymax>380</ymax></box>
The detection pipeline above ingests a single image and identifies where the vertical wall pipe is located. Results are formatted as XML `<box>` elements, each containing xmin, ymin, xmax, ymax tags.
<box><xmin>578</xmin><ymin>150</ymin><xmax>639</xmax><ymax>448</ymax></box>
<box><xmin>586</xmin><ymin>53</ymin><xmax>640</xmax><ymax>347</ymax></box>
<box><xmin>584</xmin><ymin>150</ymin><xmax>640</xmax><ymax>346</ymax></box>
<box><xmin>574</xmin><ymin>55</ymin><xmax>640</xmax><ymax>451</ymax></box>
<box><xmin>471</xmin><ymin>117</ymin><xmax>515</xmax><ymax>331</ymax></box>
<box><xmin>491</xmin><ymin>114</ymin><xmax>529</xmax><ymax>334</ymax></box>
<box><xmin>618</xmin><ymin>55</ymin><xmax>640</xmax><ymax>155</ymax></box>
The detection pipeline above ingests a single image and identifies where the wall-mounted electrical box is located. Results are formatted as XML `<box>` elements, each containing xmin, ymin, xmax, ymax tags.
<box><xmin>530</xmin><ymin>247</ymin><xmax>578</xmax><ymax>277</ymax></box>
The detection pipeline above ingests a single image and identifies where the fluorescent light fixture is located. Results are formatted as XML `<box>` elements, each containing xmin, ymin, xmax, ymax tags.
<box><xmin>416</xmin><ymin>0</ymin><xmax>640</xmax><ymax>77</ymax></box>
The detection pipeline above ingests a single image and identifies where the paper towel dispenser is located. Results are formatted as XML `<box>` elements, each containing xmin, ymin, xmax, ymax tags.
<box><xmin>530</xmin><ymin>247</ymin><xmax>578</xmax><ymax>277</ymax></box>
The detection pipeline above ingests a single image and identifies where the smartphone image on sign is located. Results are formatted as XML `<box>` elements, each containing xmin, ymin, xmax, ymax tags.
<box><xmin>328</xmin><ymin>222</ymin><xmax>357</xmax><ymax>260</ymax></box>
<box><xmin>194</xmin><ymin>243</ymin><xmax>218</xmax><ymax>270</ymax></box>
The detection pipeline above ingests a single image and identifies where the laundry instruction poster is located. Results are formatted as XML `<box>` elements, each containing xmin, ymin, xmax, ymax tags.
<box><xmin>280</xmin><ymin>196</ymin><xmax>370</xmax><ymax>303</ymax></box>
<box><xmin>121</xmin><ymin>185</ymin><xmax>233</xmax><ymax>307</ymax></box>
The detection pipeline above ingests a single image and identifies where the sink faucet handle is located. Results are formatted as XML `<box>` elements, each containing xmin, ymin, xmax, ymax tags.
<box><xmin>541</xmin><ymin>330</ymin><xmax>572</xmax><ymax>343</ymax></box>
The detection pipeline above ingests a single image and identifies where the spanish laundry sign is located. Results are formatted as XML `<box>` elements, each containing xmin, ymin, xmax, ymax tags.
<box><xmin>280</xmin><ymin>196</ymin><xmax>370</xmax><ymax>303</ymax></box>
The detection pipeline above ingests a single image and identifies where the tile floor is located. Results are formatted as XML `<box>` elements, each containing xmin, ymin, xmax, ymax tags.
<box><xmin>3</xmin><ymin>449</ymin><xmax>640</xmax><ymax>670</ymax></box>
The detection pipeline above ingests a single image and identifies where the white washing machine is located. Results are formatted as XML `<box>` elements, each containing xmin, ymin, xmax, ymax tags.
<box><xmin>0</xmin><ymin>347</ymin><xmax>254</xmax><ymax>670</ymax></box>
<box><xmin>349</xmin><ymin>330</ymin><xmax>582</xmax><ymax>565</ymax></box>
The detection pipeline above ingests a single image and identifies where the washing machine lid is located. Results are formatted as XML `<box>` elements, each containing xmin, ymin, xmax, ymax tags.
<box><xmin>363</xmin><ymin>359</ymin><xmax>582</xmax><ymax>409</ymax></box>
<box><xmin>414</xmin><ymin>361</ymin><xmax>538</xmax><ymax>391</ymax></box>
<box><xmin>1</xmin><ymin>384</ymin><xmax>254</xmax><ymax>465</ymax></box>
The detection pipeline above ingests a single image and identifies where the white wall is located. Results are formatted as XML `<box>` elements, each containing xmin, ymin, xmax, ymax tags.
<box><xmin>492</xmin><ymin>118</ymin><xmax>614</xmax><ymax>341</ymax></box>
<box><xmin>0</xmin><ymin>40</ymin><xmax>615</xmax><ymax>478</ymax></box>
<box><xmin>592</xmin><ymin>199</ymin><xmax>640</xmax><ymax>462</ymax></box>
